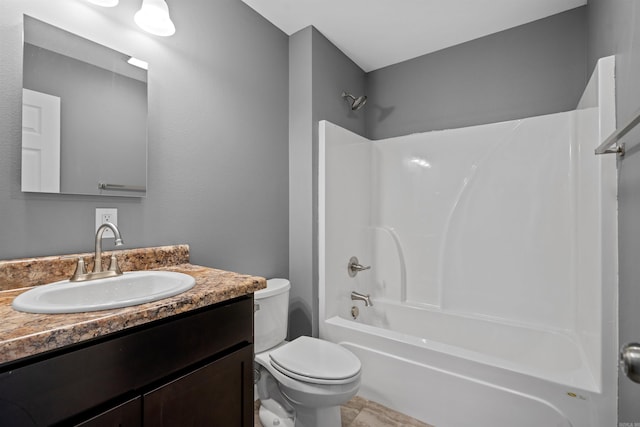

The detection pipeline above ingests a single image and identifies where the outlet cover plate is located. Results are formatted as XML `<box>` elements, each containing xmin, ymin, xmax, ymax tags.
<box><xmin>96</xmin><ymin>208</ymin><xmax>118</xmax><ymax>238</ymax></box>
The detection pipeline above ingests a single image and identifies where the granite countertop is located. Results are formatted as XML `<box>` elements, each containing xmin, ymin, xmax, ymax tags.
<box><xmin>0</xmin><ymin>245</ymin><xmax>266</xmax><ymax>365</ymax></box>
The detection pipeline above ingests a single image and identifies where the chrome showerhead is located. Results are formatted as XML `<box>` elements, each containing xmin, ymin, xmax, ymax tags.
<box><xmin>341</xmin><ymin>91</ymin><xmax>367</xmax><ymax>111</ymax></box>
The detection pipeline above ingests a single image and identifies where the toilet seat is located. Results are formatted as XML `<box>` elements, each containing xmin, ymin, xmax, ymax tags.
<box><xmin>269</xmin><ymin>336</ymin><xmax>361</xmax><ymax>385</ymax></box>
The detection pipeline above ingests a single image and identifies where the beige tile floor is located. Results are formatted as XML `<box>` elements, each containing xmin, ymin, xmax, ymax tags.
<box><xmin>254</xmin><ymin>396</ymin><xmax>433</xmax><ymax>427</ymax></box>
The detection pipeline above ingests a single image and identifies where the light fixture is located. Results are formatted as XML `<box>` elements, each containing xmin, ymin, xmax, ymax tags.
<box><xmin>134</xmin><ymin>0</ymin><xmax>176</xmax><ymax>37</ymax></box>
<box><xmin>127</xmin><ymin>57</ymin><xmax>149</xmax><ymax>70</ymax></box>
<box><xmin>87</xmin><ymin>0</ymin><xmax>175</xmax><ymax>36</ymax></box>
<box><xmin>87</xmin><ymin>0</ymin><xmax>119</xmax><ymax>7</ymax></box>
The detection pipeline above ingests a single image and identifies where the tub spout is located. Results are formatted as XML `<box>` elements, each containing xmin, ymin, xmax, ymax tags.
<box><xmin>351</xmin><ymin>291</ymin><xmax>373</xmax><ymax>307</ymax></box>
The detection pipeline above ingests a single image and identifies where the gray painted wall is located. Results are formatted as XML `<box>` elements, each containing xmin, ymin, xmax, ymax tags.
<box><xmin>0</xmin><ymin>0</ymin><xmax>289</xmax><ymax>279</ymax></box>
<box><xmin>588</xmin><ymin>0</ymin><xmax>640</xmax><ymax>423</ymax></box>
<box><xmin>289</xmin><ymin>26</ymin><xmax>366</xmax><ymax>338</ymax></box>
<box><xmin>365</xmin><ymin>7</ymin><xmax>588</xmax><ymax>140</ymax></box>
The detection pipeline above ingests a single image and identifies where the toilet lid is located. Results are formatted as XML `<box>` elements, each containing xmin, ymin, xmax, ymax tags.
<box><xmin>269</xmin><ymin>336</ymin><xmax>361</xmax><ymax>385</ymax></box>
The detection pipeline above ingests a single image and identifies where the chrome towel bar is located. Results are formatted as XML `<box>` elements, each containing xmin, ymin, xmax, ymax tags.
<box><xmin>98</xmin><ymin>182</ymin><xmax>146</xmax><ymax>192</ymax></box>
<box><xmin>594</xmin><ymin>109</ymin><xmax>640</xmax><ymax>156</ymax></box>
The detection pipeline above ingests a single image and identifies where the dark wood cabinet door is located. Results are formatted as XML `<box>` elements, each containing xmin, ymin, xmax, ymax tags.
<box><xmin>75</xmin><ymin>397</ymin><xmax>141</xmax><ymax>427</ymax></box>
<box><xmin>143</xmin><ymin>346</ymin><xmax>253</xmax><ymax>427</ymax></box>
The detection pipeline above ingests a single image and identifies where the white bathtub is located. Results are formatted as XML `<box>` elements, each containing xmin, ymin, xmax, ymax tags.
<box><xmin>321</xmin><ymin>302</ymin><xmax>596</xmax><ymax>427</ymax></box>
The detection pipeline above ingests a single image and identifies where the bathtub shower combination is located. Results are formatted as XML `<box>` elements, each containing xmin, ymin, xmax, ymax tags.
<box><xmin>319</xmin><ymin>57</ymin><xmax>618</xmax><ymax>427</ymax></box>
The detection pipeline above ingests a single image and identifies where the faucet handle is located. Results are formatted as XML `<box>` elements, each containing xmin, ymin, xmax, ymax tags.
<box><xmin>348</xmin><ymin>256</ymin><xmax>371</xmax><ymax>277</ymax></box>
<box><xmin>70</xmin><ymin>258</ymin><xmax>87</xmax><ymax>282</ymax></box>
<box><xmin>107</xmin><ymin>254</ymin><xmax>122</xmax><ymax>274</ymax></box>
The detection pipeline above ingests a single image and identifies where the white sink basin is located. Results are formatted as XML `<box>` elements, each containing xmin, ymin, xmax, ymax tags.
<box><xmin>12</xmin><ymin>271</ymin><xmax>196</xmax><ymax>314</ymax></box>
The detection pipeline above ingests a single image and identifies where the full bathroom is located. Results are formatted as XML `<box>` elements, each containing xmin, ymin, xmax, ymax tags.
<box><xmin>1</xmin><ymin>0</ymin><xmax>640</xmax><ymax>426</ymax></box>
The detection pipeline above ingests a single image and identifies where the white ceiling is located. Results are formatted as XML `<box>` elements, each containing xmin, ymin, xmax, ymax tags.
<box><xmin>241</xmin><ymin>0</ymin><xmax>587</xmax><ymax>72</ymax></box>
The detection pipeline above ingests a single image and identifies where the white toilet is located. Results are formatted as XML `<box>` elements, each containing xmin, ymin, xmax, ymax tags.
<box><xmin>254</xmin><ymin>278</ymin><xmax>361</xmax><ymax>427</ymax></box>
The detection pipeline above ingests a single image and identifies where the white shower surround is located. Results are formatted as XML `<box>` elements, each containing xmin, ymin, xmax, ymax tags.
<box><xmin>319</xmin><ymin>56</ymin><xmax>617</xmax><ymax>427</ymax></box>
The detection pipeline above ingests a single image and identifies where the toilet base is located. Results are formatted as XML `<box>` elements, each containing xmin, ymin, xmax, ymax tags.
<box><xmin>259</xmin><ymin>402</ymin><xmax>294</xmax><ymax>427</ymax></box>
<box><xmin>293</xmin><ymin>405</ymin><xmax>342</xmax><ymax>427</ymax></box>
<box><xmin>258</xmin><ymin>400</ymin><xmax>342</xmax><ymax>427</ymax></box>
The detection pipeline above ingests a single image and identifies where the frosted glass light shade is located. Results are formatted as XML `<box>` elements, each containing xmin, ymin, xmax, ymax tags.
<box><xmin>134</xmin><ymin>0</ymin><xmax>176</xmax><ymax>37</ymax></box>
<box><xmin>88</xmin><ymin>0</ymin><xmax>119</xmax><ymax>7</ymax></box>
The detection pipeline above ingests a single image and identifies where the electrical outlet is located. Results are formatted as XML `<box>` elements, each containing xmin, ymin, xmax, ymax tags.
<box><xmin>96</xmin><ymin>208</ymin><xmax>118</xmax><ymax>238</ymax></box>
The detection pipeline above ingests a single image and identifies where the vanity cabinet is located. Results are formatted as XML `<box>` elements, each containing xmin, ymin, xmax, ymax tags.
<box><xmin>0</xmin><ymin>296</ymin><xmax>254</xmax><ymax>426</ymax></box>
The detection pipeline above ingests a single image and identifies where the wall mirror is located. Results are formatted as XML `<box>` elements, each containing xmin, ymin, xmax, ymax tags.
<box><xmin>21</xmin><ymin>15</ymin><xmax>148</xmax><ymax>197</ymax></box>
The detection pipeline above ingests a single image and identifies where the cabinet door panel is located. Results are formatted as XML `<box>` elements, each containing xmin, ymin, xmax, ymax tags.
<box><xmin>143</xmin><ymin>346</ymin><xmax>253</xmax><ymax>427</ymax></box>
<box><xmin>75</xmin><ymin>397</ymin><xmax>141</xmax><ymax>427</ymax></box>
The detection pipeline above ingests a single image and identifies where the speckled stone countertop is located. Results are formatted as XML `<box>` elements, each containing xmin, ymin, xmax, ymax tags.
<box><xmin>0</xmin><ymin>245</ymin><xmax>266</xmax><ymax>365</ymax></box>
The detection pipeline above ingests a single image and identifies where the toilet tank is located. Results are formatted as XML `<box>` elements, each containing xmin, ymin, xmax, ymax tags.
<box><xmin>254</xmin><ymin>278</ymin><xmax>290</xmax><ymax>353</ymax></box>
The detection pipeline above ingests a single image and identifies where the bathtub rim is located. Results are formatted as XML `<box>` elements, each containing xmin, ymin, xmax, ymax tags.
<box><xmin>321</xmin><ymin>313</ymin><xmax>599</xmax><ymax>393</ymax></box>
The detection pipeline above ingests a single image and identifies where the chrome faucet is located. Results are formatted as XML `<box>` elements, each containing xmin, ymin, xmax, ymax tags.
<box><xmin>70</xmin><ymin>222</ymin><xmax>124</xmax><ymax>282</ymax></box>
<box><xmin>351</xmin><ymin>291</ymin><xmax>373</xmax><ymax>307</ymax></box>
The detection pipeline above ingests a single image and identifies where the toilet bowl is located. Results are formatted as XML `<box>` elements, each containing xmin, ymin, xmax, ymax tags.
<box><xmin>254</xmin><ymin>279</ymin><xmax>361</xmax><ymax>427</ymax></box>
